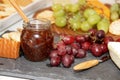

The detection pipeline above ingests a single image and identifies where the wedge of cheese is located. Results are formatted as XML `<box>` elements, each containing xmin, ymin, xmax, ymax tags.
<box><xmin>108</xmin><ymin>42</ymin><xmax>120</xmax><ymax>68</ymax></box>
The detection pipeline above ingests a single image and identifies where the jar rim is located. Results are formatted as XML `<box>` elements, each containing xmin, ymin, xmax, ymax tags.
<box><xmin>23</xmin><ymin>18</ymin><xmax>51</xmax><ymax>30</ymax></box>
<box><xmin>24</xmin><ymin>18</ymin><xmax>50</xmax><ymax>24</ymax></box>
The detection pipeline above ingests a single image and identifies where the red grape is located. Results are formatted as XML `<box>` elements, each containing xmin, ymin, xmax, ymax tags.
<box><xmin>90</xmin><ymin>43</ymin><xmax>103</xmax><ymax>57</ymax></box>
<box><xmin>65</xmin><ymin>45</ymin><xmax>72</xmax><ymax>55</ymax></box>
<box><xmin>55</xmin><ymin>40</ymin><xmax>65</xmax><ymax>49</ymax></box>
<box><xmin>88</xmin><ymin>29</ymin><xmax>97</xmax><ymax>42</ymax></box>
<box><xmin>103</xmin><ymin>36</ymin><xmax>114</xmax><ymax>45</ymax></box>
<box><xmin>71</xmin><ymin>42</ymin><xmax>81</xmax><ymax>49</ymax></box>
<box><xmin>81</xmin><ymin>41</ymin><xmax>91</xmax><ymax>51</ymax></box>
<box><xmin>57</xmin><ymin>44</ymin><xmax>66</xmax><ymax>56</ymax></box>
<box><xmin>116</xmin><ymin>38</ymin><xmax>120</xmax><ymax>42</ymax></box>
<box><xmin>100</xmin><ymin>44</ymin><xmax>108</xmax><ymax>53</ymax></box>
<box><xmin>61</xmin><ymin>35</ymin><xmax>75</xmax><ymax>44</ymax></box>
<box><xmin>96</xmin><ymin>30</ymin><xmax>105</xmax><ymax>39</ymax></box>
<box><xmin>49</xmin><ymin>50</ymin><xmax>59</xmax><ymax>58</ymax></box>
<box><xmin>76</xmin><ymin>49</ymin><xmax>86</xmax><ymax>58</ymax></box>
<box><xmin>62</xmin><ymin>54</ymin><xmax>73</xmax><ymax>68</ymax></box>
<box><xmin>75</xmin><ymin>35</ymin><xmax>86</xmax><ymax>43</ymax></box>
<box><xmin>69</xmin><ymin>55</ymin><xmax>74</xmax><ymax>63</ymax></box>
<box><xmin>88</xmin><ymin>28</ymin><xmax>97</xmax><ymax>36</ymax></box>
<box><xmin>50</xmin><ymin>56</ymin><xmax>61</xmax><ymax>67</ymax></box>
<box><xmin>84</xmin><ymin>34</ymin><xmax>90</xmax><ymax>41</ymax></box>
<box><xmin>72</xmin><ymin>48</ymin><xmax>78</xmax><ymax>56</ymax></box>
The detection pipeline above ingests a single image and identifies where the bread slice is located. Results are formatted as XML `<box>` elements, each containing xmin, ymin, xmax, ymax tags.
<box><xmin>0</xmin><ymin>31</ymin><xmax>21</xmax><ymax>59</ymax></box>
<box><xmin>109</xmin><ymin>19</ymin><xmax>120</xmax><ymax>35</ymax></box>
<box><xmin>36</xmin><ymin>10</ymin><xmax>55</xmax><ymax>24</ymax></box>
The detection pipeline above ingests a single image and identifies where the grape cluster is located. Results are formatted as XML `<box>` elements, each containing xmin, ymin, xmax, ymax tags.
<box><xmin>52</xmin><ymin>0</ymin><xmax>110</xmax><ymax>33</ymax></box>
<box><xmin>110</xmin><ymin>3</ymin><xmax>120</xmax><ymax>21</ymax></box>
<box><xmin>49</xmin><ymin>30</ymin><xmax>114</xmax><ymax>68</ymax></box>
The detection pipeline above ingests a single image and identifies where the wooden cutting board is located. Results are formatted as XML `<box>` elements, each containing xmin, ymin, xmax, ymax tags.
<box><xmin>33</xmin><ymin>7</ymin><xmax>120</xmax><ymax>40</ymax></box>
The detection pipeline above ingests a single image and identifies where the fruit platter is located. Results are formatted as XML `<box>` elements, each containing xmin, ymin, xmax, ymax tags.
<box><xmin>33</xmin><ymin>0</ymin><xmax>120</xmax><ymax>36</ymax></box>
<box><xmin>33</xmin><ymin>0</ymin><xmax>120</xmax><ymax>66</ymax></box>
<box><xmin>0</xmin><ymin>0</ymin><xmax>120</xmax><ymax>80</ymax></box>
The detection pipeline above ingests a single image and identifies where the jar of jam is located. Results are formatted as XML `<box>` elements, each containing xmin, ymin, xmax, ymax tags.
<box><xmin>21</xmin><ymin>18</ymin><xmax>53</xmax><ymax>62</ymax></box>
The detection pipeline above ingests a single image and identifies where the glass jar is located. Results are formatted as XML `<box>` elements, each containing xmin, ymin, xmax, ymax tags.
<box><xmin>21</xmin><ymin>18</ymin><xmax>53</xmax><ymax>62</ymax></box>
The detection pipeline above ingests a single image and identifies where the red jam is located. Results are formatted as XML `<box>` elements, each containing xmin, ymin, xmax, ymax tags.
<box><xmin>21</xmin><ymin>19</ymin><xmax>53</xmax><ymax>61</ymax></box>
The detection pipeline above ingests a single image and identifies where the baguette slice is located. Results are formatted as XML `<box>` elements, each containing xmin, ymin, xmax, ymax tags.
<box><xmin>109</xmin><ymin>19</ymin><xmax>120</xmax><ymax>35</ymax></box>
<box><xmin>0</xmin><ymin>38</ymin><xmax>20</xmax><ymax>59</ymax></box>
<box><xmin>36</xmin><ymin>10</ymin><xmax>55</xmax><ymax>24</ymax></box>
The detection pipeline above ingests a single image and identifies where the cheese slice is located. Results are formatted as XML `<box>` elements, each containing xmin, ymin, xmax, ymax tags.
<box><xmin>108</xmin><ymin>42</ymin><xmax>120</xmax><ymax>68</ymax></box>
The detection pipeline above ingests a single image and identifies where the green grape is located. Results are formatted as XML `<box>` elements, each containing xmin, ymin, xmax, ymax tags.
<box><xmin>80</xmin><ymin>17</ymin><xmax>86</xmax><ymax>22</ymax></box>
<box><xmin>101</xmin><ymin>18</ymin><xmax>110</xmax><ymax>24</ymax></box>
<box><xmin>55</xmin><ymin>17</ymin><xmax>67</xmax><ymax>27</ymax></box>
<box><xmin>81</xmin><ymin>21</ymin><xmax>92</xmax><ymax>32</ymax></box>
<box><xmin>68</xmin><ymin>17</ymin><xmax>74</xmax><ymax>24</ymax></box>
<box><xmin>53</xmin><ymin>9</ymin><xmax>65</xmax><ymax>17</ymax></box>
<box><xmin>87</xmin><ymin>14</ymin><xmax>101</xmax><ymax>26</ymax></box>
<box><xmin>111</xmin><ymin>11</ymin><xmax>119</xmax><ymax>21</ymax></box>
<box><xmin>72</xmin><ymin>12</ymin><xmax>82</xmax><ymax>21</ymax></box>
<box><xmin>83</xmin><ymin>8</ymin><xmax>97</xmax><ymax>19</ymax></box>
<box><xmin>64</xmin><ymin>4</ymin><xmax>72</xmax><ymax>12</ymax></box>
<box><xmin>119</xmin><ymin>9</ymin><xmax>120</xmax><ymax>15</ymax></box>
<box><xmin>78</xmin><ymin>0</ymin><xmax>86</xmax><ymax>6</ymax></box>
<box><xmin>110</xmin><ymin>3</ymin><xmax>120</xmax><ymax>12</ymax></box>
<box><xmin>52</xmin><ymin>4</ymin><xmax>63</xmax><ymax>12</ymax></box>
<box><xmin>69</xmin><ymin>12</ymin><xmax>82</xmax><ymax>24</ymax></box>
<box><xmin>71</xmin><ymin>21</ymin><xmax>81</xmax><ymax>31</ymax></box>
<box><xmin>118</xmin><ymin>7</ymin><xmax>120</xmax><ymax>15</ymax></box>
<box><xmin>70</xmin><ymin>3</ymin><xmax>80</xmax><ymax>13</ymax></box>
<box><xmin>97</xmin><ymin>19</ymin><xmax>110</xmax><ymax>33</ymax></box>
<box><xmin>73</xmin><ymin>12</ymin><xmax>82</xmax><ymax>17</ymax></box>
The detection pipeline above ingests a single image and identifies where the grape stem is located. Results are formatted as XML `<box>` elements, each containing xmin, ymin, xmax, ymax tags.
<box><xmin>100</xmin><ymin>55</ymin><xmax>110</xmax><ymax>62</ymax></box>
